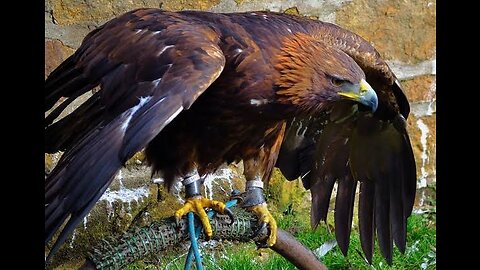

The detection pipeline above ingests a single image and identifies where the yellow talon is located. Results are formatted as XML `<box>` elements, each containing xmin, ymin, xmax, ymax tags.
<box><xmin>249</xmin><ymin>203</ymin><xmax>277</xmax><ymax>246</ymax></box>
<box><xmin>174</xmin><ymin>196</ymin><xmax>230</xmax><ymax>239</ymax></box>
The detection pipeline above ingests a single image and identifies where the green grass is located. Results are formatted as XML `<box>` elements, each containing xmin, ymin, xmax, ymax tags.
<box><xmin>125</xmin><ymin>209</ymin><xmax>436</xmax><ymax>270</ymax></box>
<box><xmin>270</xmin><ymin>211</ymin><xmax>436</xmax><ymax>270</ymax></box>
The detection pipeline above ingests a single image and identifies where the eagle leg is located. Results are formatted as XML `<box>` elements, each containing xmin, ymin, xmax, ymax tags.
<box><xmin>249</xmin><ymin>203</ymin><xmax>277</xmax><ymax>247</ymax></box>
<box><xmin>241</xmin><ymin>180</ymin><xmax>277</xmax><ymax>247</ymax></box>
<box><xmin>240</xmin><ymin>123</ymin><xmax>286</xmax><ymax>247</ymax></box>
<box><xmin>174</xmin><ymin>171</ymin><xmax>234</xmax><ymax>239</ymax></box>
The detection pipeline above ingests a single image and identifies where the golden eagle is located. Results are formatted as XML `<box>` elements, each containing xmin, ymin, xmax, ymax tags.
<box><xmin>45</xmin><ymin>9</ymin><xmax>416</xmax><ymax>265</ymax></box>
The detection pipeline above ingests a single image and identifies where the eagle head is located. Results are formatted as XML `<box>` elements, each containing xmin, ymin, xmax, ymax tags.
<box><xmin>276</xmin><ymin>33</ymin><xmax>378</xmax><ymax>115</ymax></box>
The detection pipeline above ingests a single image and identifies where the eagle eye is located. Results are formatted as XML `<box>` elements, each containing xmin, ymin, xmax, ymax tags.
<box><xmin>330</xmin><ymin>77</ymin><xmax>346</xmax><ymax>87</ymax></box>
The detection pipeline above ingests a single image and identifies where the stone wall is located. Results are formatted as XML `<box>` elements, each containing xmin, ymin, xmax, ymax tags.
<box><xmin>45</xmin><ymin>0</ymin><xmax>436</xmax><ymax>268</ymax></box>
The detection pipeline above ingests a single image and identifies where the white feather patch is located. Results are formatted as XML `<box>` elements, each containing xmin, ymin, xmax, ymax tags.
<box><xmin>250</xmin><ymin>99</ymin><xmax>269</xmax><ymax>106</ymax></box>
<box><xmin>165</xmin><ymin>106</ymin><xmax>183</xmax><ymax>126</ymax></box>
<box><xmin>151</xmin><ymin>78</ymin><xmax>162</xmax><ymax>88</ymax></box>
<box><xmin>121</xmin><ymin>96</ymin><xmax>153</xmax><ymax>131</ymax></box>
<box><xmin>156</xmin><ymin>45</ymin><xmax>174</xmax><ymax>57</ymax></box>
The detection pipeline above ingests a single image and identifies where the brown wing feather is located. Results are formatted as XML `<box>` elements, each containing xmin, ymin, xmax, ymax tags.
<box><xmin>45</xmin><ymin>9</ymin><xmax>225</xmax><ymax>260</ymax></box>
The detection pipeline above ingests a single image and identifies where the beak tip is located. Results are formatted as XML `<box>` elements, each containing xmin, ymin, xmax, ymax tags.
<box><xmin>338</xmin><ymin>79</ymin><xmax>379</xmax><ymax>113</ymax></box>
<box><xmin>360</xmin><ymin>80</ymin><xmax>378</xmax><ymax>113</ymax></box>
<box><xmin>371</xmin><ymin>99</ymin><xmax>378</xmax><ymax>113</ymax></box>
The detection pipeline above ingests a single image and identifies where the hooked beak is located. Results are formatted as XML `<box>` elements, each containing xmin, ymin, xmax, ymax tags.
<box><xmin>338</xmin><ymin>79</ymin><xmax>378</xmax><ymax>113</ymax></box>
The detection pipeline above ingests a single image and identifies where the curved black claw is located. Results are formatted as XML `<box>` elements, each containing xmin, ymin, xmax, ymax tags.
<box><xmin>224</xmin><ymin>207</ymin><xmax>235</xmax><ymax>225</ymax></box>
<box><xmin>175</xmin><ymin>215</ymin><xmax>182</xmax><ymax>229</ymax></box>
<box><xmin>229</xmin><ymin>190</ymin><xmax>244</xmax><ymax>204</ymax></box>
<box><xmin>252</xmin><ymin>222</ymin><xmax>268</xmax><ymax>247</ymax></box>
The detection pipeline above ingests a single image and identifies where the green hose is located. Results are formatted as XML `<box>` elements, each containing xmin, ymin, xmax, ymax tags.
<box><xmin>87</xmin><ymin>206</ymin><xmax>260</xmax><ymax>270</ymax></box>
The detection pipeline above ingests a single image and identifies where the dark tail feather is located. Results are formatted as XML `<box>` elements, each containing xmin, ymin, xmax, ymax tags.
<box><xmin>393</xmin><ymin>115</ymin><xmax>417</xmax><ymax>218</ymax></box>
<box><xmin>390</xmin><ymin>159</ymin><xmax>406</xmax><ymax>253</ymax></box>
<box><xmin>375</xmin><ymin>172</ymin><xmax>393</xmax><ymax>265</ymax></box>
<box><xmin>358</xmin><ymin>182</ymin><xmax>375</xmax><ymax>264</ymax></box>
<box><xmin>334</xmin><ymin>175</ymin><xmax>357</xmax><ymax>256</ymax></box>
<box><xmin>393</xmin><ymin>116</ymin><xmax>417</xmax><ymax>253</ymax></box>
<box><xmin>310</xmin><ymin>175</ymin><xmax>336</xmax><ymax>229</ymax></box>
<box><xmin>402</xmin><ymin>133</ymin><xmax>417</xmax><ymax>217</ymax></box>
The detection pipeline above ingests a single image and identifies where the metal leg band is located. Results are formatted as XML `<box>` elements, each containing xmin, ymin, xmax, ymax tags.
<box><xmin>241</xmin><ymin>187</ymin><xmax>266</xmax><ymax>208</ymax></box>
<box><xmin>185</xmin><ymin>178</ymin><xmax>203</xmax><ymax>198</ymax></box>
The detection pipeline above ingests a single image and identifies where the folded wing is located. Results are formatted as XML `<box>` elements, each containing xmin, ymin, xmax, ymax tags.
<box><xmin>45</xmin><ymin>9</ymin><xmax>225</xmax><ymax>259</ymax></box>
